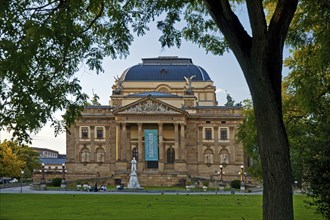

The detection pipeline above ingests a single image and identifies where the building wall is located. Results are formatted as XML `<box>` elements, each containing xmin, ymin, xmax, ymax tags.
<box><xmin>66</xmin><ymin>57</ymin><xmax>245</xmax><ymax>186</ymax></box>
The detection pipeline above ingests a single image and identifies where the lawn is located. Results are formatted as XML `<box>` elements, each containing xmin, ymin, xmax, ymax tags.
<box><xmin>0</xmin><ymin>194</ymin><xmax>323</xmax><ymax>220</ymax></box>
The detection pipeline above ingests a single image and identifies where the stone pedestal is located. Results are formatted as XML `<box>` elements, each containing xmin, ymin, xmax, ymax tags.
<box><xmin>219</xmin><ymin>182</ymin><xmax>225</xmax><ymax>191</ymax></box>
<box><xmin>240</xmin><ymin>184</ymin><xmax>245</xmax><ymax>192</ymax></box>
<box><xmin>127</xmin><ymin>171</ymin><xmax>141</xmax><ymax>188</ymax></box>
<box><xmin>61</xmin><ymin>179</ymin><xmax>67</xmax><ymax>189</ymax></box>
<box><xmin>40</xmin><ymin>183</ymin><xmax>47</xmax><ymax>191</ymax></box>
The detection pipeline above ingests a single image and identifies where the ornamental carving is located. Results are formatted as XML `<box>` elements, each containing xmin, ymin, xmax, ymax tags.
<box><xmin>184</xmin><ymin>100</ymin><xmax>194</xmax><ymax>107</ymax></box>
<box><xmin>112</xmin><ymin>99</ymin><xmax>122</xmax><ymax>108</ymax></box>
<box><xmin>125</xmin><ymin>100</ymin><xmax>176</xmax><ymax>113</ymax></box>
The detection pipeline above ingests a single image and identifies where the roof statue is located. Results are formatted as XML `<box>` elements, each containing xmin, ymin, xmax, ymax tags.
<box><xmin>184</xmin><ymin>75</ymin><xmax>196</xmax><ymax>94</ymax></box>
<box><xmin>113</xmin><ymin>75</ymin><xmax>123</xmax><ymax>94</ymax></box>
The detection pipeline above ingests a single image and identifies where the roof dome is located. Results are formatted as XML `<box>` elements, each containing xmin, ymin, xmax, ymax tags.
<box><xmin>121</xmin><ymin>56</ymin><xmax>211</xmax><ymax>82</ymax></box>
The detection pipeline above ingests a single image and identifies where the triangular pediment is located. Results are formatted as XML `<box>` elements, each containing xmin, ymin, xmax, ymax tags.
<box><xmin>113</xmin><ymin>97</ymin><xmax>187</xmax><ymax>115</ymax></box>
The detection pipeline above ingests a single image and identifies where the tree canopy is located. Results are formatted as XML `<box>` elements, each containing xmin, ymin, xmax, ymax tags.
<box><xmin>0</xmin><ymin>140</ymin><xmax>40</xmax><ymax>178</ymax></box>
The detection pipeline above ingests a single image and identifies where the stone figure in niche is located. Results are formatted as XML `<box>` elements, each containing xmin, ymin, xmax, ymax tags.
<box><xmin>82</xmin><ymin>151</ymin><xmax>89</xmax><ymax>162</ymax></box>
<box><xmin>220</xmin><ymin>154</ymin><xmax>229</xmax><ymax>165</ymax></box>
<box><xmin>131</xmin><ymin>157</ymin><xmax>137</xmax><ymax>173</ymax></box>
<box><xmin>204</xmin><ymin>153</ymin><xmax>213</xmax><ymax>164</ymax></box>
<box><xmin>97</xmin><ymin>152</ymin><xmax>104</xmax><ymax>162</ymax></box>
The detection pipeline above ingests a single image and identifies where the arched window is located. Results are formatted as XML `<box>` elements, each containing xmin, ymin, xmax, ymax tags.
<box><xmin>132</xmin><ymin>147</ymin><xmax>138</xmax><ymax>161</ymax></box>
<box><xmin>167</xmin><ymin>147</ymin><xmax>175</xmax><ymax>164</ymax></box>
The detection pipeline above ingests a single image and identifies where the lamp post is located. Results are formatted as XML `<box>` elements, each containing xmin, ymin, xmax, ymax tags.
<box><xmin>219</xmin><ymin>165</ymin><xmax>223</xmax><ymax>183</ymax></box>
<box><xmin>20</xmin><ymin>170</ymin><xmax>24</xmax><ymax>193</ymax></box>
<box><xmin>60</xmin><ymin>163</ymin><xmax>66</xmax><ymax>189</ymax></box>
<box><xmin>239</xmin><ymin>165</ymin><xmax>245</xmax><ymax>192</ymax></box>
<box><xmin>244</xmin><ymin>172</ymin><xmax>247</xmax><ymax>192</ymax></box>
<box><xmin>240</xmin><ymin>165</ymin><xmax>244</xmax><ymax>183</ymax></box>
<box><xmin>40</xmin><ymin>163</ymin><xmax>46</xmax><ymax>190</ymax></box>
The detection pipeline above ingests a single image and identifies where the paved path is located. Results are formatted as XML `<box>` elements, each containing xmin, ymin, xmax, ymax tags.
<box><xmin>0</xmin><ymin>185</ymin><xmax>263</xmax><ymax>195</ymax></box>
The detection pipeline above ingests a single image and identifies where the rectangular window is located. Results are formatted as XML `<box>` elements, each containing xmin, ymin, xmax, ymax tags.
<box><xmin>96</xmin><ymin>127</ymin><xmax>104</xmax><ymax>139</ymax></box>
<box><xmin>146</xmin><ymin>161</ymin><xmax>158</xmax><ymax>169</ymax></box>
<box><xmin>205</xmin><ymin>128</ymin><xmax>212</xmax><ymax>140</ymax></box>
<box><xmin>81</xmin><ymin>127</ymin><xmax>89</xmax><ymax>139</ymax></box>
<box><xmin>220</xmin><ymin>128</ymin><xmax>228</xmax><ymax>140</ymax></box>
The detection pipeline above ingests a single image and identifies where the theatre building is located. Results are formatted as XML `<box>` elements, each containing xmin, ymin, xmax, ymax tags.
<box><xmin>66</xmin><ymin>56</ymin><xmax>245</xmax><ymax>186</ymax></box>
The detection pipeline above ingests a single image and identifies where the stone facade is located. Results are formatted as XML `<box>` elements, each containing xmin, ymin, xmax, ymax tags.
<box><xmin>66</xmin><ymin>56</ymin><xmax>245</xmax><ymax>186</ymax></box>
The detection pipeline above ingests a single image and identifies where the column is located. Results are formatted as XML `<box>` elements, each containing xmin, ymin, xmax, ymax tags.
<box><xmin>105</xmin><ymin>126</ymin><xmax>110</xmax><ymax>162</ymax></box>
<box><xmin>158</xmin><ymin>123</ymin><xmax>164</xmax><ymax>163</ymax></box>
<box><xmin>116</xmin><ymin>123</ymin><xmax>121</xmax><ymax>161</ymax></box>
<box><xmin>90</xmin><ymin>126</ymin><xmax>95</xmax><ymax>162</ymax></box>
<box><xmin>214</xmin><ymin>126</ymin><xmax>219</xmax><ymax>163</ymax></box>
<box><xmin>198</xmin><ymin>126</ymin><xmax>203</xmax><ymax>162</ymax></box>
<box><xmin>137</xmin><ymin>123</ymin><xmax>144</xmax><ymax>170</ymax></box>
<box><xmin>174</xmin><ymin>123</ymin><xmax>179</xmax><ymax>160</ymax></box>
<box><xmin>137</xmin><ymin>123</ymin><xmax>143</xmax><ymax>161</ymax></box>
<box><xmin>180</xmin><ymin>123</ymin><xmax>186</xmax><ymax>161</ymax></box>
<box><xmin>121</xmin><ymin>123</ymin><xmax>127</xmax><ymax>161</ymax></box>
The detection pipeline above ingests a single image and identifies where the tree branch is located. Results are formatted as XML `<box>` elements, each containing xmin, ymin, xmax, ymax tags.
<box><xmin>268</xmin><ymin>0</ymin><xmax>298</xmax><ymax>48</ymax></box>
<box><xmin>203</xmin><ymin>0</ymin><xmax>252</xmax><ymax>67</ymax></box>
<box><xmin>81</xmin><ymin>2</ymin><xmax>105</xmax><ymax>34</ymax></box>
<box><xmin>246</xmin><ymin>0</ymin><xmax>267</xmax><ymax>40</ymax></box>
<box><xmin>266</xmin><ymin>0</ymin><xmax>298</xmax><ymax>107</ymax></box>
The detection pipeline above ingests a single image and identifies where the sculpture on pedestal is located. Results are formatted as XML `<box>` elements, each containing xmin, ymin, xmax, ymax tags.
<box><xmin>128</xmin><ymin>157</ymin><xmax>141</xmax><ymax>189</ymax></box>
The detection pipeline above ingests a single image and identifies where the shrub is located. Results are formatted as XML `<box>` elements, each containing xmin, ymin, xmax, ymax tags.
<box><xmin>230</xmin><ymin>180</ymin><xmax>241</xmax><ymax>189</ymax></box>
<box><xmin>52</xmin><ymin>178</ymin><xmax>62</xmax><ymax>187</ymax></box>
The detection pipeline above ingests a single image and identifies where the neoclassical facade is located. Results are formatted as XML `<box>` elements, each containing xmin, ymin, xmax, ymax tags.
<box><xmin>66</xmin><ymin>56</ymin><xmax>245</xmax><ymax>186</ymax></box>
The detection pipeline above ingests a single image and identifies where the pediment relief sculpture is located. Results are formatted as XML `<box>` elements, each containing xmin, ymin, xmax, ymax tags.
<box><xmin>124</xmin><ymin>100</ymin><xmax>177</xmax><ymax>113</ymax></box>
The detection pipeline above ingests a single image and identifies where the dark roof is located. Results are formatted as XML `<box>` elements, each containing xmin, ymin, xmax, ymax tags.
<box><xmin>40</xmin><ymin>158</ymin><xmax>66</xmax><ymax>165</ymax></box>
<box><xmin>127</xmin><ymin>91</ymin><xmax>180</xmax><ymax>98</ymax></box>
<box><xmin>121</xmin><ymin>57</ymin><xmax>212</xmax><ymax>82</ymax></box>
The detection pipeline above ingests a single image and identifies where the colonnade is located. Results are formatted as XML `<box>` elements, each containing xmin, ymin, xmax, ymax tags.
<box><xmin>115</xmin><ymin>122</ymin><xmax>186</xmax><ymax>165</ymax></box>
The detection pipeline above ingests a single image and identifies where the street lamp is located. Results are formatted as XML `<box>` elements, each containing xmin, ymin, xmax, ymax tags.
<box><xmin>61</xmin><ymin>163</ymin><xmax>66</xmax><ymax>189</ymax></box>
<box><xmin>244</xmin><ymin>172</ymin><xmax>247</xmax><ymax>192</ymax></box>
<box><xmin>240</xmin><ymin>165</ymin><xmax>244</xmax><ymax>183</ymax></box>
<box><xmin>219</xmin><ymin>165</ymin><xmax>223</xmax><ymax>183</ymax></box>
<box><xmin>20</xmin><ymin>170</ymin><xmax>24</xmax><ymax>193</ymax></box>
<box><xmin>41</xmin><ymin>163</ymin><xmax>45</xmax><ymax>184</ymax></box>
<box><xmin>40</xmin><ymin>163</ymin><xmax>46</xmax><ymax>190</ymax></box>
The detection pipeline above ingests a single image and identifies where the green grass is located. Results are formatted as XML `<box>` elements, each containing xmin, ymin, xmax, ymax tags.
<box><xmin>0</xmin><ymin>194</ymin><xmax>323</xmax><ymax>220</ymax></box>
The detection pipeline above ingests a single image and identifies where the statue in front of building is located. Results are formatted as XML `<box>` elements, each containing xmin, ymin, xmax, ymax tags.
<box><xmin>128</xmin><ymin>157</ymin><xmax>141</xmax><ymax>189</ymax></box>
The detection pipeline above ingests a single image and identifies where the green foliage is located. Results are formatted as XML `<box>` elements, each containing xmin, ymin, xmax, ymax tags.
<box><xmin>0</xmin><ymin>141</ymin><xmax>24</xmax><ymax>177</ymax></box>
<box><xmin>230</xmin><ymin>180</ymin><xmax>241</xmax><ymax>189</ymax></box>
<box><xmin>52</xmin><ymin>178</ymin><xmax>62</xmax><ymax>187</ymax></box>
<box><xmin>237</xmin><ymin>100</ymin><xmax>262</xmax><ymax>180</ymax></box>
<box><xmin>0</xmin><ymin>140</ymin><xmax>40</xmax><ymax>178</ymax></box>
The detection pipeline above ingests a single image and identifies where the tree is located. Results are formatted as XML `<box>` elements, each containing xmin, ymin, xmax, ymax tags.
<box><xmin>284</xmin><ymin>1</ymin><xmax>330</xmax><ymax>218</ymax></box>
<box><xmin>1</xmin><ymin>1</ymin><xmax>302</xmax><ymax>219</ymax></box>
<box><xmin>0</xmin><ymin>141</ymin><xmax>25</xmax><ymax>177</ymax></box>
<box><xmin>201</xmin><ymin>1</ymin><xmax>297</xmax><ymax>219</ymax></box>
<box><xmin>0</xmin><ymin>140</ymin><xmax>40</xmax><ymax>178</ymax></box>
<box><xmin>237</xmin><ymin>100</ymin><xmax>262</xmax><ymax>180</ymax></box>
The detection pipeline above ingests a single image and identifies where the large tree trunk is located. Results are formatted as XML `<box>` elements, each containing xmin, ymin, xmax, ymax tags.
<box><xmin>247</xmin><ymin>57</ymin><xmax>293</xmax><ymax>220</ymax></box>
<box><xmin>203</xmin><ymin>0</ymin><xmax>298</xmax><ymax>219</ymax></box>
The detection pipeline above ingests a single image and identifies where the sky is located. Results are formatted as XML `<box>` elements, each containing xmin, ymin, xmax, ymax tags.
<box><xmin>1</xmin><ymin>8</ymin><xmax>254</xmax><ymax>154</ymax></box>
